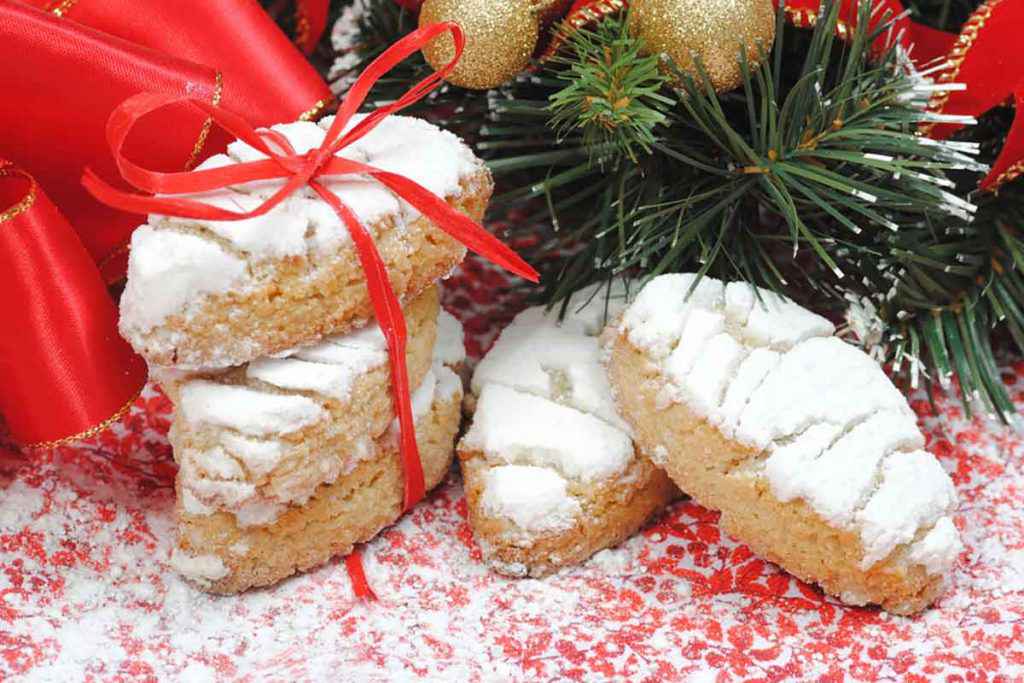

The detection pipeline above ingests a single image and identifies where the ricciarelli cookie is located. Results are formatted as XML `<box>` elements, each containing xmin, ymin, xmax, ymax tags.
<box><xmin>458</xmin><ymin>284</ymin><xmax>678</xmax><ymax>577</ymax></box>
<box><xmin>119</xmin><ymin>114</ymin><xmax>490</xmax><ymax>369</ymax></box>
<box><xmin>169</xmin><ymin>300</ymin><xmax>466</xmax><ymax>594</ymax></box>
<box><xmin>604</xmin><ymin>274</ymin><xmax>961</xmax><ymax>614</ymax></box>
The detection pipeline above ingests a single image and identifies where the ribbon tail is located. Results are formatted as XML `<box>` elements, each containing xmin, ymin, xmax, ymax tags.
<box><xmin>980</xmin><ymin>87</ymin><xmax>1024</xmax><ymax>191</ymax></box>
<box><xmin>372</xmin><ymin>172</ymin><xmax>539</xmax><ymax>283</ymax></box>
<box><xmin>345</xmin><ymin>549</ymin><xmax>377</xmax><ymax>600</ymax></box>
<box><xmin>312</xmin><ymin>182</ymin><xmax>427</xmax><ymax>509</ymax></box>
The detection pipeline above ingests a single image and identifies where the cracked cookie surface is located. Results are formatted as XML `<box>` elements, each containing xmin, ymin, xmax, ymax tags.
<box><xmin>170</xmin><ymin>303</ymin><xmax>467</xmax><ymax>593</ymax></box>
<box><xmin>459</xmin><ymin>283</ymin><xmax>678</xmax><ymax>577</ymax></box>
<box><xmin>605</xmin><ymin>273</ymin><xmax>961</xmax><ymax>614</ymax></box>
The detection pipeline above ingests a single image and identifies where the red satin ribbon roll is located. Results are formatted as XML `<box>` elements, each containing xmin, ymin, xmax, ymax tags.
<box><xmin>0</xmin><ymin>1</ymin><xmax>223</xmax><ymax>282</ymax></box>
<box><xmin>3</xmin><ymin>0</ymin><xmax>331</xmax><ymax>283</ymax></box>
<box><xmin>81</xmin><ymin>22</ymin><xmax>539</xmax><ymax>513</ymax></box>
<box><xmin>35</xmin><ymin>0</ymin><xmax>333</xmax><ymax>123</ymax></box>
<box><xmin>0</xmin><ymin>161</ymin><xmax>147</xmax><ymax>447</ymax></box>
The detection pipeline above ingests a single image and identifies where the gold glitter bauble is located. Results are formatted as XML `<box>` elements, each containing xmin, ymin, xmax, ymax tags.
<box><xmin>420</xmin><ymin>0</ymin><xmax>543</xmax><ymax>90</ymax></box>
<box><xmin>629</xmin><ymin>0</ymin><xmax>776</xmax><ymax>93</ymax></box>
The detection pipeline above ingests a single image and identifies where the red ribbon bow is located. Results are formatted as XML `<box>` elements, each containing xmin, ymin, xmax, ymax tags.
<box><xmin>81</xmin><ymin>22</ymin><xmax>538</xmax><ymax>518</ymax></box>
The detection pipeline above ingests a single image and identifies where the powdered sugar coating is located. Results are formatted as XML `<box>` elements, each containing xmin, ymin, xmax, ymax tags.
<box><xmin>737</xmin><ymin>337</ymin><xmax>911</xmax><ymax>450</ymax></box>
<box><xmin>435</xmin><ymin>310</ymin><xmax>468</xmax><ymax>368</ymax></box>
<box><xmin>119</xmin><ymin>113</ymin><xmax>480</xmax><ymax>339</ymax></box>
<box><xmin>472</xmin><ymin>281</ymin><xmax>631</xmax><ymax>429</ymax></box>
<box><xmin>217</xmin><ymin>433</ymin><xmax>286</xmax><ymax>478</ymax></box>
<box><xmin>463</xmin><ymin>384</ymin><xmax>633</xmax><ymax>484</ymax></box>
<box><xmin>168</xmin><ymin>549</ymin><xmax>228</xmax><ymax>589</ymax></box>
<box><xmin>481</xmin><ymin>465</ymin><xmax>582</xmax><ymax>535</ymax></box>
<box><xmin>179</xmin><ymin>381</ymin><xmax>326</xmax><ymax>437</ymax></box>
<box><xmin>120</xmin><ymin>227</ymin><xmax>248</xmax><ymax>334</ymax></box>
<box><xmin>177</xmin><ymin>308</ymin><xmax>465</xmax><ymax>525</ymax></box>
<box><xmin>857</xmin><ymin>450</ymin><xmax>959</xmax><ymax>569</ymax></box>
<box><xmin>319</xmin><ymin>114</ymin><xmax>479</xmax><ymax>219</ymax></box>
<box><xmin>907</xmin><ymin>516</ymin><xmax>962</xmax><ymax>576</ymax></box>
<box><xmin>464</xmin><ymin>283</ymin><xmax>642</xmax><ymax>541</ymax></box>
<box><xmin>616</xmin><ymin>274</ymin><xmax>960</xmax><ymax>576</ymax></box>
<box><xmin>767</xmin><ymin>411</ymin><xmax>924</xmax><ymax>527</ymax></box>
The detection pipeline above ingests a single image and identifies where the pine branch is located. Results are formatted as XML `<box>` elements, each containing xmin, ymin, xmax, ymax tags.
<box><xmin>326</xmin><ymin>0</ymin><xmax>487</xmax><ymax>129</ymax></box>
<box><xmin>321</xmin><ymin>0</ymin><xmax>1023</xmax><ymax>420</ymax></box>
<box><xmin>492</xmin><ymin>3</ymin><xmax>982</xmax><ymax>302</ymax></box>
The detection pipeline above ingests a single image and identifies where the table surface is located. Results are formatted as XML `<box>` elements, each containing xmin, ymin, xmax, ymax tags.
<box><xmin>2</xmin><ymin>257</ymin><xmax>1024</xmax><ymax>682</ymax></box>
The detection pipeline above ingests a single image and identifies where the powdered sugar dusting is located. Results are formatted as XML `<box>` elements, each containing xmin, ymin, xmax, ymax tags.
<box><xmin>463</xmin><ymin>384</ymin><xmax>633</xmax><ymax>484</ymax></box>
<box><xmin>617</xmin><ymin>274</ymin><xmax>960</xmax><ymax>576</ymax></box>
<box><xmin>2</xmin><ymin>272</ymin><xmax>1024</xmax><ymax>680</ymax></box>
<box><xmin>481</xmin><ymin>465</ymin><xmax>581</xmax><ymax>535</ymax></box>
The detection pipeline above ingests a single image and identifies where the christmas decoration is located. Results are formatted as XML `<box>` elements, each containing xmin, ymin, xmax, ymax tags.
<box><xmin>7</xmin><ymin>0</ymin><xmax>331</xmax><ymax>282</ymax></box>
<box><xmin>0</xmin><ymin>161</ymin><xmax>146</xmax><ymax>447</ymax></box>
<box><xmin>0</xmin><ymin>0</ymin><xmax>331</xmax><ymax>448</ymax></box>
<box><xmin>628</xmin><ymin>0</ymin><xmax>776</xmax><ymax>92</ymax></box>
<box><xmin>418</xmin><ymin>0</ymin><xmax>559</xmax><ymax>89</ymax></box>
<box><xmin>327</xmin><ymin>0</ymin><xmax>1024</xmax><ymax>422</ymax></box>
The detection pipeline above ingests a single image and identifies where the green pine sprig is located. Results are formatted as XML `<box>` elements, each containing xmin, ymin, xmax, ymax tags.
<box><xmin>547</xmin><ymin>19</ymin><xmax>674</xmax><ymax>164</ymax></box>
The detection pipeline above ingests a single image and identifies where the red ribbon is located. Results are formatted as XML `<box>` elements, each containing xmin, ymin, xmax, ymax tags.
<box><xmin>917</xmin><ymin>0</ymin><xmax>1024</xmax><ymax>191</ymax></box>
<box><xmin>344</xmin><ymin>549</ymin><xmax>378</xmax><ymax>600</ymax></box>
<box><xmin>0</xmin><ymin>161</ymin><xmax>147</xmax><ymax>447</ymax></box>
<box><xmin>81</xmin><ymin>22</ymin><xmax>538</xmax><ymax>512</ymax></box>
<box><xmin>5</xmin><ymin>0</ymin><xmax>331</xmax><ymax>282</ymax></box>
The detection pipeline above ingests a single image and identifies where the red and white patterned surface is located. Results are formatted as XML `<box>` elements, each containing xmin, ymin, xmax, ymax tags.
<box><xmin>3</xmin><ymin>255</ymin><xmax>1024</xmax><ymax>681</ymax></box>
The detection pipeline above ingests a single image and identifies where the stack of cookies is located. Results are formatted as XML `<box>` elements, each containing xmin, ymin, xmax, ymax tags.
<box><xmin>118</xmin><ymin>115</ymin><xmax>486</xmax><ymax>593</ymax></box>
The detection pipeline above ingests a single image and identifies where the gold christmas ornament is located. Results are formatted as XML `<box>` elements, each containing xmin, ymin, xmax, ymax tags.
<box><xmin>628</xmin><ymin>0</ymin><xmax>776</xmax><ymax>93</ymax></box>
<box><xmin>419</xmin><ymin>0</ymin><xmax>558</xmax><ymax>90</ymax></box>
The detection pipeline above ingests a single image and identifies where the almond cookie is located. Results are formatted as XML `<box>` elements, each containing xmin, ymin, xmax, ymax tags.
<box><xmin>459</xmin><ymin>284</ymin><xmax>678</xmax><ymax>577</ymax></box>
<box><xmin>170</xmin><ymin>306</ymin><xmax>467</xmax><ymax>593</ymax></box>
<box><xmin>605</xmin><ymin>273</ymin><xmax>961</xmax><ymax>614</ymax></box>
<box><xmin>120</xmin><ymin>114</ymin><xmax>490</xmax><ymax>369</ymax></box>
<box><xmin>167</xmin><ymin>286</ymin><xmax>438</xmax><ymax>532</ymax></box>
